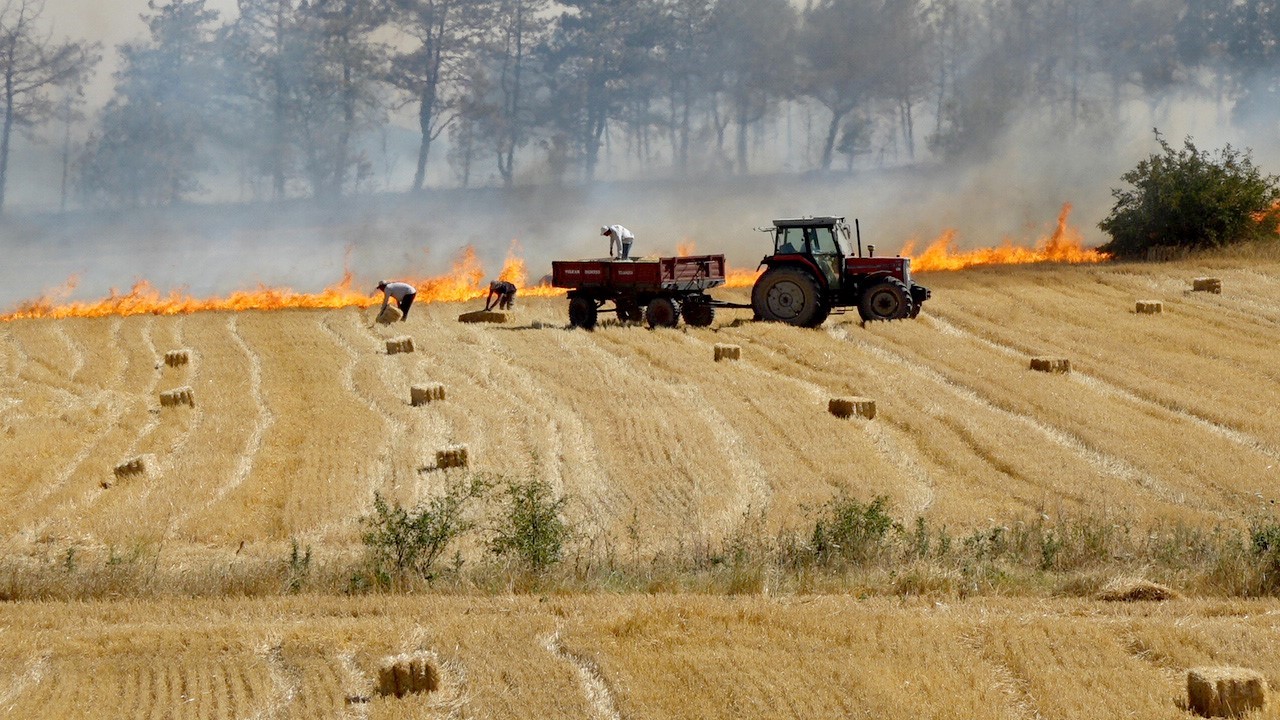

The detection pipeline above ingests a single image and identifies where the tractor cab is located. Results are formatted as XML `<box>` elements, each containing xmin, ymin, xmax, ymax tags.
<box><xmin>751</xmin><ymin>215</ymin><xmax>931</xmax><ymax>326</ymax></box>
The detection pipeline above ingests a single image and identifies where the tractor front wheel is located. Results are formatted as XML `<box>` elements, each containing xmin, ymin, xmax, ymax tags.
<box><xmin>752</xmin><ymin>267</ymin><xmax>825</xmax><ymax>327</ymax></box>
<box><xmin>858</xmin><ymin>279</ymin><xmax>913</xmax><ymax>321</ymax></box>
<box><xmin>569</xmin><ymin>297</ymin><xmax>599</xmax><ymax>330</ymax></box>
<box><xmin>646</xmin><ymin>298</ymin><xmax>680</xmax><ymax>328</ymax></box>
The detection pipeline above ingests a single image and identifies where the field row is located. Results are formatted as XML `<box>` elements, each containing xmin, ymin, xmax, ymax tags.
<box><xmin>1</xmin><ymin>595</ymin><xmax>1279</xmax><ymax>719</ymax></box>
<box><xmin>0</xmin><ymin>257</ymin><xmax>1277</xmax><ymax>558</ymax></box>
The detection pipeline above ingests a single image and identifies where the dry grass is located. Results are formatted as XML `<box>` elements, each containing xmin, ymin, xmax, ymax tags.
<box><xmin>0</xmin><ymin>595</ymin><xmax>1278</xmax><ymax>718</ymax></box>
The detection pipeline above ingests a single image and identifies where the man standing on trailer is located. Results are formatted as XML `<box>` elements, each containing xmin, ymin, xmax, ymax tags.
<box><xmin>376</xmin><ymin>280</ymin><xmax>418</xmax><ymax>321</ymax></box>
<box><xmin>601</xmin><ymin>224</ymin><xmax>635</xmax><ymax>260</ymax></box>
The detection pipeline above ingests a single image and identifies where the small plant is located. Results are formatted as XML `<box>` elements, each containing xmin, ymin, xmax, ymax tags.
<box><xmin>810</xmin><ymin>495</ymin><xmax>900</xmax><ymax>566</ymax></box>
<box><xmin>361</xmin><ymin>474</ymin><xmax>489</xmax><ymax>581</ymax></box>
<box><xmin>283</xmin><ymin>539</ymin><xmax>312</xmax><ymax>593</ymax></box>
<box><xmin>489</xmin><ymin>479</ymin><xmax>571</xmax><ymax>574</ymax></box>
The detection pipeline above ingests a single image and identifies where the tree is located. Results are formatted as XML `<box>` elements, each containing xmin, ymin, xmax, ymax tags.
<box><xmin>0</xmin><ymin>0</ymin><xmax>98</xmax><ymax>213</ymax></box>
<box><xmin>482</xmin><ymin>0</ymin><xmax>549</xmax><ymax>186</ymax></box>
<box><xmin>707</xmin><ymin>0</ymin><xmax>794</xmax><ymax>174</ymax></box>
<box><xmin>1098</xmin><ymin>132</ymin><xmax>1280</xmax><ymax>258</ymax></box>
<box><xmin>79</xmin><ymin>0</ymin><xmax>221</xmax><ymax>206</ymax></box>
<box><xmin>387</xmin><ymin>0</ymin><xmax>489</xmax><ymax>193</ymax></box>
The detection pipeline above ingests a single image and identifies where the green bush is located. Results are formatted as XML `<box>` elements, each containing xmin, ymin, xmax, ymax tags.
<box><xmin>488</xmin><ymin>480</ymin><xmax>571</xmax><ymax>574</ymax></box>
<box><xmin>810</xmin><ymin>495</ymin><xmax>901</xmax><ymax>566</ymax></box>
<box><xmin>1098</xmin><ymin>131</ymin><xmax>1280</xmax><ymax>258</ymax></box>
<box><xmin>360</xmin><ymin>475</ymin><xmax>489</xmax><ymax>582</ymax></box>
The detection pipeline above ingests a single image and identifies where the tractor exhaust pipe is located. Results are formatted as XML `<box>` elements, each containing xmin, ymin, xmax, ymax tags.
<box><xmin>855</xmin><ymin>218</ymin><xmax>863</xmax><ymax>258</ymax></box>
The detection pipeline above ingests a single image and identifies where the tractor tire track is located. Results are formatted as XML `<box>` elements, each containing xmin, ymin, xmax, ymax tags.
<box><xmin>336</xmin><ymin>652</ymin><xmax>371</xmax><ymax>720</ymax></box>
<box><xmin>928</xmin><ymin>312</ymin><xmax>1280</xmax><ymax>464</ymax></box>
<box><xmin>0</xmin><ymin>654</ymin><xmax>49</xmax><ymax>713</ymax></box>
<box><xmin>543</xmin><ymin>629</ymin><xmax>622</xmax><ymax>720</ymax></box>
<box><xmin>171</xmin><ymin>316</ymin><xmax>273</xmax><ymax>536</ymax></box>
<box><xmin>314</xmin><ymin>313</ymin><xmax>398</xmax><ymax>538</ymax></box>
<box><xmin>252</xmin><ymin>639</ymin><xmax>299</xmax><ymax>720</ymax></box>
<box><xmin>715</xmin><ymin>324</ymin><xmax>938</xmax><ymax>513</ymax></box>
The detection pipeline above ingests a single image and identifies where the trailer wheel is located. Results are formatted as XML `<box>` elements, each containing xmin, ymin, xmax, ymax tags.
<box><xmin>858</xmin><ymin>279</ymin><xmax>913</xmax><ymax>321</ymax></box>
<box><xmin>569</xmin><ymin>297</ymin><xmax>598</xmax><ymax>330</ymax></box>
<box><xmin>617</xmin><ymin>301</ymin><xmax>644</xmax><ymax>323</ymax></box>
<box><xmin>682</xmin><ymin>301</ymin><xmax>715</xmax><ymax>327</ymax></box>
<box><xmin>752</xmin><ymin>267</ymin><xmax>825</xmax><ymax>327</ymax></box>
<box><xmin>646</xmin><ymin>298</ymin><xmax>680</xmax><ymax>328</ymax></box>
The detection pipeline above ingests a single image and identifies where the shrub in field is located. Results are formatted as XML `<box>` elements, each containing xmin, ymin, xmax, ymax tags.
<box><xmin>1099</xmin><ymin>131</ymin><xmax>1280</xmax><ymax>258</ymax></box>
<box><xmin>489</xmin><ymin>480</ymin><xmax>571</xmax><ymax>574</ymax></box>
<box><xmin>810</xmin><ymin>495</ymin><xmax>900</xmax><ymax>566</ymax></box>
<box><xmin>282</xmin><ymin>539</ymin><xmax>312</xmax><ymax>594</ymax></box>
<box><xmin>361</xmin><ymin>475</ymin><xmax>489</xmax><ymax>582</ymax></box>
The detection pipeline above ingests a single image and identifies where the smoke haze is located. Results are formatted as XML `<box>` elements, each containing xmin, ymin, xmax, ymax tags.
<box><xmin>2</xmin><ymin>1</ymin><xmax>1278</xmax><ymax>310</ymax></box>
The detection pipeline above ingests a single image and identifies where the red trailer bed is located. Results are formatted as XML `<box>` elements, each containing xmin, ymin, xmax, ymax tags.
<box><xmin>552</xmin><ymin>254</ymin><xmax>726</xmax><ymax>292</ymax></box>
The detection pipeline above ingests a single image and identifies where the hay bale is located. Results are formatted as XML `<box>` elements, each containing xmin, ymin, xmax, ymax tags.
<box><xmin>714</xmin><ymin>343</ymin><xmax>741</xmax><ymax>362</ymax></box>
<box><xmin>410</xmin><ymin>383</ymin><xmax>446</xmax><ymax>406</ymax></box>
<box><xmin>829</xmin><ymin>397</ymin><xmax>876</xmax><ymax>420</ymax></box>
<box><xmin>1188</xmin><ymin>667</ymin><xmax>1268</xmax><ymax>718</ymax></box>
<box><xmin>1096</xmin><ymin>578</ymin><xmax>1180</xmax><ymax>602</ymax></box>
<box><xmin>1135</xmin><ymin>300</ymin><xmax>1163</xmax><ymax>314</ymax></box>
<box><xmin>163</xmin><ymin>349</ymin><xmax>190</xmax><ymax>368</ymax></box>
<box><xmin>105</xmin><ymin>456</ymin><xmax>150</xmax><ymax>488</ymax></box>
<box><xmin>159</xmin><ymin>386</ymin><xmax>195</xmax><ymax>408</ymax></box>
<box><xmin>457</xmin><ymin>310</ymin><xmax>509</xmax><ymax>324</ymax></box>
<box><xmin>436</xmin><ymin>445</ymin><xmax>469</xmax><ymax>469</ymax></box>
<box><xmin>377</xmin><ymin>305</ymin><xmax>403</xmax><ymax>324</ymax></box>
<box><xmin>1193</xmin><ymin>277</ymin><xmax>1223</xmax><ymax>294</ymax></box>
<box><xmin>1029</xmin><ymin>357</ymin><xmax>1071</xmax><ymax>374</ymax></box>
<box><xmin>386</xmin><ymin>336</ymin><xmax>415</xmax><ymax>355</ymax></box>
<box><xmin>376</xmin><ymin>655</ymin><xmax>440</xmax><ymax>698</ymax></box>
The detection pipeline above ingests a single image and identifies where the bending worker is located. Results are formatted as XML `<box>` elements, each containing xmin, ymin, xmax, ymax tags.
<box><xmin>376</xmin><ymin>280</ymin><xmax>417</xmax><ymax>321</ymax></box>
<box><xmin>485</xmin><ymin>279</ymin><xmax>517</xmax><ymax>311</ymax></box>
<box><xmin>601</xmin><ymin>224</ymin><xmax>634</xmax><ymax>260</ymax></box>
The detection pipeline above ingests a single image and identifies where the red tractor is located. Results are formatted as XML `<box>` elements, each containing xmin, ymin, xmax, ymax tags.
<box><xmin>750</xmin><ymin>216</ymin><xmax>930</xmax><ymax>326</ymax></box>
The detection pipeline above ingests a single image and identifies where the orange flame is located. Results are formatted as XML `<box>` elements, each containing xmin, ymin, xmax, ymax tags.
<box><xmin>901</xmin><ymin>203</ymin><xmax>1111</xmax><ymax>272</ymax></box>
<box><xmin>1</xmin><ymin>245</ymin><xmax>565</xmax><ymax>322</ymax></box>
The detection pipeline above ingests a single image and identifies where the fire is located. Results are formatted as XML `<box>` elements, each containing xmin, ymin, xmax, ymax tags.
<box><xmin>1</xmin><ymin>245</ymin><xmax>565</xmax><ymax>322</ymax></box>
<box><xmin>675</xmin><ymin>238</ymin><xmax>760</xmax><ymax>288</ymax></box>
<box><xmin>901</xmin><ymin>203</ymin><xmax>1111</xmax><ymax>272</ymax></box>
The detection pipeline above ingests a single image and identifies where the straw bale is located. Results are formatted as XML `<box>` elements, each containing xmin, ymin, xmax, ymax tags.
<box><xmin>1135</xmin><ymin>300</ymin><xmax>1163</xmax><ymax>314</ymax></box>
<box><xmin>1029</xmin><ymin>357</ymin><xmax>1071</xmax><ymax>374</ymax></box>
<box><xmin>411</xmin><ymin>383</ymin><xmax>446</xmax><ymax>406</ymax></box>
<box><xmin>829</xmin><ymin>397</ymin><xmax>876</xmax><ymax>420</ymax></box>
<box><xmin>105</xmin><ymin>455</ymin><xmax>150</xmax><ymax>488</ymax></box>
<box><xmin>1096</xmin><ymin>578</ymin><xmax>1180</xmax><ymax>602</ymax></box>
<box><xmin>1188</xmin><ymin>667</ymin><xmax>1268</xmax><ymax>718</ymax></box>
<box><xmin>386</xmin><ymin>336</ymin><xmax>415</xmax><ymax>355</ymax></box>
<box><xmin>714</xmin><ymin>343</ymin><xmax>741</xmax><ymax>362</ymax></box>
<box><xmin>376</xmin><ymin>654</ymin><xmax>441</xmax><ymax>698</ymax></box>
<box><xmin>377</xmin><ymin>305</ymin><xmax>403</xmax><ymax>324</ymax></box>
<box><xmin>1193</xmin><ymin>277</ymin><xmax>1223</xmax><ymax>294</ymax></box>
<box><xmin>436</xmin><ymin>445</ymin><xmax>469</xmax><ymax>469</ymax></box>
<box><xmin>163</xmin><ymin>349</ymin><xmax>190</xmax><ymax>368</ymax></box>
<box><xmin>159</xmin><ymin>386</ymin><xmax>195</xmax><ymax>408</ymax></box>
<box><xmin>457</xmin><ymin>310</ymin><xmax>509</xmax><ymax>324</ymax></box>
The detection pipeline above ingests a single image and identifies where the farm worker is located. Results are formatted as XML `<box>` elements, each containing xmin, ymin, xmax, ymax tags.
<box><xmin>485</xmin><ymin>279</ymin><xmax>517</xmax><ymax>311</ymax></box>
<box><xmin>601</xmin><ymin>224</ymin><xmax>634</xmax><ymax>260</ymax></box>
<box><xmin>376</xmin><ymin>280</ymin><xmax>417</xmax><ymax>321</ymax></box>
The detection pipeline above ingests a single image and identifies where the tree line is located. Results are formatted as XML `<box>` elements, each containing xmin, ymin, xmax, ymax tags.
<box><xmin>2</xmin><ymin>0</ymin><xmax>1278</xmax><ymax>211</ymax></box>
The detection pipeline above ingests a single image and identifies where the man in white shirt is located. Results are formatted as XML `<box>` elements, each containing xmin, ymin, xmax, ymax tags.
<box><xmin>376</xmin><ymin>280</ymin><xmax>418</xmax><ymax>321</ymax></box>
<box><xmin>601</xmin><ymin>224</ymin><xmax>634</xmax><ymax>260</ymax></box>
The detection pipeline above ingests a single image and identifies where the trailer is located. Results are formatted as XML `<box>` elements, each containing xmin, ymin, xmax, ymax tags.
<box><xmin>551</xmin><ymin>255</ymin><xmax>727</xmax><ymax>329</ymax></box>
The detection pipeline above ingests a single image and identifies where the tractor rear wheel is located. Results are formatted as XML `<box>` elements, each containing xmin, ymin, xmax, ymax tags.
<box><xmin>682</xmin><ymin>301</ymin><xmax>715</xmax><ymax>327</ymax></box>
<box><xmin>569</xmin><ymin>297</ymin><xmax>598</xmax><ymax>330</ymax></box>
<box><xmin>752</xmin><ymin>267</ymin><xmax>825</xmax><ymax>327</ymax></box>
<box><xmin>646</xmin><ymin>298</ymin><xmax>680</xmax><ymax>328</ymax></box>
<box><xmin>858</xmin><ymin>279</ymin><xmax>913</xmax><ymax>321</ymax></box>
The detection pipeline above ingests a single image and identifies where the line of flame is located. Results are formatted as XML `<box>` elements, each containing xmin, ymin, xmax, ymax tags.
<box><xmin>900</xmin><ymin>203</ymin><xmax>1111</xmax><ymax>272</ymax></box>
<box><xmin>0</xmin><ymin>244</ymin><xmax>565</xmax><ymax>322</ymax></box>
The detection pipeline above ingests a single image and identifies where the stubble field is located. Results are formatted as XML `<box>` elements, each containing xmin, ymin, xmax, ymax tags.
<box><xmin>3</xmin><ymin>248</ymin><xmax>1280</xmax><ymax>717</ymax></box>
